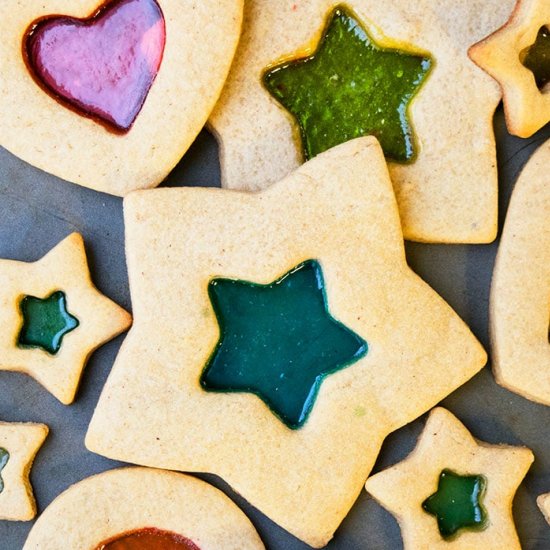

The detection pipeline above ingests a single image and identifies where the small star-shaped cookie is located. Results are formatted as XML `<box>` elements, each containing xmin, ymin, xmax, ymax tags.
<box><xmin>263</xmin><ymin>6</ymin><xmax>432</xmax><ymax>163</ymax></box>
<box><xmin>469</xmin><ymin>0</ymin><xmax>550</xmax><ymax>137</ymax></box>
<box><xmin>202</xmin><ymin>259</ymin><xmax>368</xmax><ymax>428</ymax></box>
<box><xmin>0</xmin><ymin>421</ymin><xmax>48</xmax><ymax>521</ymax></box>
<box><xmin>87</xmin><ymin>138</ymin><xmax>486</xmax><ymax>547</ymax></box>
<box><xmin>366</xmin><ymin>407</ymin><xmax>534</xmax><ymax>549</ymax></box>
<box><xmin>0</xmin><ymin>233</ymin><xmax>132</xmax><ymax>404</ymax></box>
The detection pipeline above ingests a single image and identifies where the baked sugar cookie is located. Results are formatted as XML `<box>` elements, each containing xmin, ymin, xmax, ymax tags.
<box><xmin>0</xmin><ymin>422</ymin><xmax>48</xmax><ymax>521</ymax></box>
<box><xmin>87</xmin><ymin>138</ymin><xmax>486</xmax><ymax>546</ymax></box>
<box><xmin>23</xmin><ymin>467</ymin><xmax>264</xmax><ymax>549</ymax></box>
<box><xmin>0</xmin><ymin>0</ymin><xmax>243</xmax><ymax>196</ymax></box>
<box><xmin>0</xmin><ymin>233</ymin><xmax>132</xmax><ymax>404</ymax></box>
<box><xmin>469</xmin><ymin>0</ymin><xmax>550</xmax><ymax>138</ymax></box>
<box><xmin>209</xmin><ymin>0</ymin><xmax>516</xmax><ymax>243</ymax></box>
<box><xmin>489</xmin><ymin>141</ymin><xmax>550</xmax><ymax>405</ymax></box>
<box><xmin>366</xmin><ymin>408</ymin><xmax>534</xmax><ymax>549</ymax></box>
<box><xmin>538</xmin><ymin>493</ymin><xmax>550</xmax><ymax>525</ymax></box>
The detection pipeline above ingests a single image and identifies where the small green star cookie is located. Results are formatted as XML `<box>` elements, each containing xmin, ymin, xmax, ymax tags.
<box><xmin>422</xmin><ymin>469</ymin><xmax>487</xmax><ymax>539</ymax></box>
<box><xmin>366</xmin><ymin>407</ymin><xmax>534</xmax><ymax>549</ymax></box>
<box><xmin>263</xmin><ymin>6</ymin><xmax>432</xmax><ymax>163</ymax></box>
<box><xmin>202</xmin><ymin>260</ymin><xmax>368</xmax><ymax>428</ymax></box>
<box><xmin>0</xmin><ymin>233</ymin><xmax>132</xmax><ymax>404</ymax></box>
<box><xmin>18</xmin><ymin>291</ymin><xmax>79</xmax><ymax>355</ymax></box>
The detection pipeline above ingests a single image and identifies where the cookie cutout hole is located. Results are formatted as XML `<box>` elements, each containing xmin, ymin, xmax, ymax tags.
<box><xmin>262</xmin><ymin>5</ymin><xmax>433</xmax><ymax>163</ymax></box>
<box><xmin>422</xmin><ymin>469</ymin><xmax>488</xmax><ymax>541</ymax></box>
<box><xmin>96</xmin><ymin>527</ymin><xmax>201</xmax><ymax>550</ymax></box>
<box><xmin>24</xmin><ymin>0</ymin><xmax>166</xmax><ymax>132</ymax></box>
<box><xmin>201</xmin><ymin>260</ymin><xmax>368</xmax><ymax>429</ymax></box>
<box><xmin>17</xmin><ymin>291</ymin><xmax>79</xmax><ymax>355</ymax></box>
<box><xmin>521</xmin><ymin>25</ymin><xmax>550</xmax><ymax>93</ymax></box>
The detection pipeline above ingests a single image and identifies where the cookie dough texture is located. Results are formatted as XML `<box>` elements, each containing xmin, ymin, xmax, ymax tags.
<box><xmin>366</xmin><ymin>408</ymin><xmax>534</xmax><ymax>550</ymax></box>
<box><xmin>469</xmin><ymin>0</ymin><xmax>550</xmax><ymax>138</ymax></box>
<box><xmin>490</xmin><ymin>141</ymin><xmax>550</xmax><ymax>405</ymax></box>
<box><xmin>209</xmin><ymin>0</ymin><xmax>516</xmax><ymax>243</ymax></box>
<box><xmin>0</xmin><ymin>422</ymin><xmax>48</xmax><ymax>522</ymax></box>
<box><xmin>0</xmin><ymin>0</ymin><xmax>243</xmax><ymax>196</ymax></box>
<box><xmin>23</xmin><ymin>467</ymin><xmax>264</xmax><ymax>549</ymax></box>
<box><xmin>0</xmin><ymin>233</ymin><xmax>132</xmax><ymax>404</ymax></box>
<box><xmin>87</xmin><ymin>138</ymin><xmax>486</xmax><ymax>547</ymax></box>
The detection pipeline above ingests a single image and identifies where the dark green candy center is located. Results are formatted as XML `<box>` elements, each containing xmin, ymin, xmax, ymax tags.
<box><xmin>422</xmin><ymin>469</ymin><xmax>488</xmax><ymax>540</ymax></box>
<box><xmin>263</xmin><ymin>5</ymin><xmax>433</xmax><ymax>163</ymax></box>
<box><xmin>18</xmin><ymin>290</ymin><xmax>79</xmax><ymax>355</ymax></box>
<box><xmin>0</xmin><ymin>448</ymin><xmax>9</xmax><ymax>493</ymax></box>
<box><xmin>521</xmin><ymin>26</ymin><xmax>550</xmax><ymax>90</ymax></box>
<box><xmin>201</xmin><ymin>260</ymin><xmax>368</xmax><ymax>429</ymax></box>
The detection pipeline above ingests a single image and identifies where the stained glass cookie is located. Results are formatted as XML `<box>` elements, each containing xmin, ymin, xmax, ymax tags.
<box><xmin>0</xmin><ymin>233</ymin><xmax>131</xmax><ymax>404</ymax></box>
<box><xmin>209</xmin><ymin>0</ymin><xmax>516</xmax><ymax>243</ymax></box>
<box><xmin>489</xmin><ymin>140</ymin><xmax>550</xmax><ymax>405</ymax></box>
<box><xmin>366</xmin><ymin>408</ymin><xmax>534</xmax><ymax>549</ymax></box>
<box><xmin>23</xmin><ymin>467</ymin><xmax>264</xmax><ymax>549</ymax></box>
<box><xmin>86</xmin><ymin>138</ymin><xmax>486</xmax><ymax>547</ymax></box>
<box><xmin>0</xmin><ymin>0</ymin><xmax>243</xmax><ymax>196</ymax></box>
<box><xmin>469</xmin><ymin>0</ymin><xmax>550</xmax><ymax>138</ymax></box>
<box><xmin>0</xmin><ymin>422</ymin><xmax>48</xmax><ymax>521</ymax></box>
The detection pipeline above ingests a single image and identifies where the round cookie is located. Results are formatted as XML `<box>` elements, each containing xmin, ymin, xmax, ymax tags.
<box><xmin>0</xmin><ymin>0</ymin><xmax>243</xmax><ymax>196</ymax></box>
<box><xmin>209</xmin><ymin>0</ymin><xmax>516</xmax><ymax>243</ymax></box>
<box><xmin>489</xmin><ymin>140</ymin><xmax>550</xmax><ymax>404</ymax></box>
<box><xmin>23</xmin><ymin>467</ymin><xmax>264</xmax><ymax>549</ymax></box>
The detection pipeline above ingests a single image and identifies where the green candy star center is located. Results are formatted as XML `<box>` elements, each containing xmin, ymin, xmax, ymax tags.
<box><xmin>200</xmin><ymin>260</ymin><xmax>368</xmax><ymax>429</ymax></box>
<box><xmin>263</xmin><ymin>5</ymin><xmax>433</xmax><ymax>163</ymax></box>
<box><xmin>521</xmin><ymin>26</ymin><xmax>550</xmax><ymax>90</ymax></box>
<box><xmin>422</xmin><ymin>469</ymin><xmax>488</xmax><ymax>540</ymax></box>
<box><xmin>0</xmin><ymin>448</ymin><xmax>9</xmax><ymax>493</ymax></box>
<box><xmin>18</xmin><ymin>290</ymin><xmax>79</xmax><ymax>355</ymax></box>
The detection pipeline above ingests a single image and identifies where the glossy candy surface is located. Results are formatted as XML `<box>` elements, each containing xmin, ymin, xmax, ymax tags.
<box><xmin>0</xmin><ymin>448</ymin><xmax>9</xmax><ymax>493</ymax></box>
<box><xmin>201</xmin><ymin>260</ymin><xmax>368</xmax><ymax>429</ymax></box>
<box><xmin>25</xmin><ymin>0</ymin><xmax>166</xmax><ymax>132</ymax></box>
<box><xmin>96</xmin><ymin>528</ymin><xmax>200</xmax><ymax>550</ymax></box>
<box><xmin>263</xmin><ymin>5</ymin><xmax>432</xmax><ymax>163</ymax></box>
<box><xmin>522</xmin><ymin>26</ymin><xmax>550</xmax><ymax>90</ymax></box>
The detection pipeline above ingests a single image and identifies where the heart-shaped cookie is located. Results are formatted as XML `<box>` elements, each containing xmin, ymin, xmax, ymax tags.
<box><xmin>25</xmin><ymin>0</ymin><xmax>166</xmax><ymax>132</ymax></box>
<box><xmin>0</xmin><ymin>0</ymin><xmax>243</xmax><ymax>196</ymax></box>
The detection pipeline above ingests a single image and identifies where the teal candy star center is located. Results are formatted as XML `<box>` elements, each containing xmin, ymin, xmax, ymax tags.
<box><xmin>263</xmin><ymin>5</ymin><xmax>433</xmax><ymax>163</ymax></box>
<box><xmin>200</xmin><ymin>260</ymin><xmax>368</xmax><ymax>429</ymax></box>
<box><xmin>18</xmin><ymin>290</ymin><xmax>79</xmax><ymax>355</ymax></box>
<box><xmin>0</xmin><ymin>448</ymin><xmax>9</xmax><ymax>493</ymax></box>
<box><xmin>422</xmin><ymin>469</ymin><xmax>488</xmax><ymax>540</ymax></box>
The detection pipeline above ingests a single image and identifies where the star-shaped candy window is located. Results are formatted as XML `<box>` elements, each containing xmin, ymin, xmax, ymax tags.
<box><xmin>521</xmin><ymin>25</ymin><xmax>550</xmax><ymax>90</ymax></box>
<box><xmin>0</xmin><ymin>448</ymin><xmax>9</xmax><ymax>493</ymax></box>
<box><xmin>263</xmin><ymin>5</ymin><xmax>432</xmax><ymax>163</ymax></box>
<box><xmin>422</xmin><ymin>469</ymin><xmax>487</xmax><ymax>540</ymax></box>
<box><xmin>18</xmin><ymin>291</ymin><xmax>79</xmax><ymax>355</ymax></box>
<box><xmin>201</xmin><ymin>260</ymin><xmax>368</xmax><ymax>429</ymax></box>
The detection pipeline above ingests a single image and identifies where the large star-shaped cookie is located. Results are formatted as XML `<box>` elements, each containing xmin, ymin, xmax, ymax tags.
<box><xmin>86</xmin><ymin>138</ymin><xmax>486</xmax><ymax>547</ymax></box>
<box><xmin>0</xmin><ymin>233</ymin><xmax>132</xmax><ymax>404</ymax></box>
<box><xmin>366</xmin><ymin>408</ymin><xmax>534</xmax><ymax>549</ymax></box>
<box><xmin>209</xmin><ymin>0</ymin><xmax>516</xmax><ymax>243</ymax></box>
<box><xmin>0</xmin><ymin>421</ymin><xmax>48</xmax><ymax>521</ymax></box>
<box><xmin>469</xmin><ymin>0</ymin><xmax>550</xmax><ymax>137</ymax></box>
<box><xmin>490</xmin><ymin>141</ymin><xmax>550</xmax><ymax>404</ymax></box>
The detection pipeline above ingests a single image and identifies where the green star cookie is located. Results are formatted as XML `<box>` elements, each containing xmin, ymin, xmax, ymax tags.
<box><xmin>18</xmin><ymin>291</ymin><xmax>79</xmax><ymax>355</ymax></box>
<box><xmin>263</xmin><ymin>5</ymin><xmax>432</xmax><ymax>163</ymax></box>
<box><xmin>201</xmin><ymin>260</ymin><xmax>368</xmax><ymax>429</ymax></box>
<box><xmin>522</xmin><ymin>26</ymin><xmax>550</xmax><ymax>90</ymax></box>
<box><xmin>422</xmin><ymin>469</ymin><xmax>487</xmax><ymax>539</ymax></box>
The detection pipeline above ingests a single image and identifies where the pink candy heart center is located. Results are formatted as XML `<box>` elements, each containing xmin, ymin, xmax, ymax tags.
<box><xmin>25</xmin><ymin>0</ymin><xmax>166</xmax><ymax>132</ymax></box>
